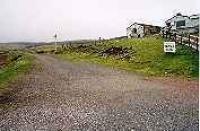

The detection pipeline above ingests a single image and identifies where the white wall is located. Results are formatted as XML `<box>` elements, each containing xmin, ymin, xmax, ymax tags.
<box><xmin>175</xmin><ymin>16</ymin><xmax>191</xmax><ymax>28</ymax></box>
<box><xmin>127</xmin><ymin>24</ymin><xmax>144</xmax><ymax>38</ymax></box>
<box><xmin>191</xmin><ymin>18</ymin><xmax>199</xmax><ymax>27</ymax></box>
<box><xmin>168</xmin><ymin>15</ymin><xmax>199</xmax><ymax>29</ymax></box>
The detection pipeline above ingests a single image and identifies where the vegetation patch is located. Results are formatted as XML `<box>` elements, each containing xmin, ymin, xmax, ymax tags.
<box><xmin>0</xmin><ymin>52</ymin><xmax>8</xmax><ymax>68</ymax></box>
<box><xmin>38</xmin><ymin>36</ymin><xmax>198</xmax><ymax>78</ymax></box>
<box><xmin>0</xmin><ymin>51</ymin><xmax>34</xmax><ymax>89</ymax></box>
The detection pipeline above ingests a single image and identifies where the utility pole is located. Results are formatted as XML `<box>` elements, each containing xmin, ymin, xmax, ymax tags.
<box><xmin>54</xmin><ymin>34</ymin><xmax>57</xmax><ymax>51</ymax></box>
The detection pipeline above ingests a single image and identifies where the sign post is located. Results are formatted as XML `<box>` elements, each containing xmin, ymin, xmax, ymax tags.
<box><xmin>54</xmin><ymin>34</ymin><xmax>57</xmax><ymax>51</ymax></box>
<box><xmin>164</xmin><ymin>42</ymin><xmax>176</xmax><ymax>53</ymax></box>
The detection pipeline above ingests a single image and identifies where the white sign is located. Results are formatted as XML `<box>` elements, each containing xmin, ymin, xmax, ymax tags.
<box><xmin>164</xmin><ymin>42</ymin><xmax>176</xmax><ymax>53</ymax></box>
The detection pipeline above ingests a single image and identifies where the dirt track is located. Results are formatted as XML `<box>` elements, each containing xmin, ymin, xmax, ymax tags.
<box><xmin>0</xmin><ymin>54</ymin><xmax>198</xmax><ymax>131</ymax></box>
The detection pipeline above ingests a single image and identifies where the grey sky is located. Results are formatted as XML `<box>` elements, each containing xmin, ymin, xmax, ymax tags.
<box><xmin>0</xmin><ymin>0</ymin><xmax>199</xmax><ymax>42</ymax></box>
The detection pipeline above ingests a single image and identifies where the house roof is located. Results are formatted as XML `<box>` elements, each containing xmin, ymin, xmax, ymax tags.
<box><xmin>127</xmin><ymin>22</ymin><xmax>161</xmax><ymax>29</ymax></box>
<box><xmin>190</xmin><ymin>14</ymin><xmax>200</xmax><ymax>19</ymax></box>
<box><xmin>165</xmin><ymin>13</ymin><xmax>199</xmax><ymax>23</ymax></box>
<box><xmin>165</xmin><ymin>15</ymin><xmax>189</xmax><ymax>23</ymax></box>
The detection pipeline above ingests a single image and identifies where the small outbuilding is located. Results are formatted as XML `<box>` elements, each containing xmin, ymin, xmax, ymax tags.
<box><xmin>126</xmin><ymin>22</ymin><xmax>161</xmax><ymax>38</ymax></box>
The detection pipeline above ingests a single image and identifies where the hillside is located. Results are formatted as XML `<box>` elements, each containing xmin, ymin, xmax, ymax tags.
<box><xmin>35</xmin><ymin>36</ymin><xmax>199</xmax><ymax>78</ymax></box>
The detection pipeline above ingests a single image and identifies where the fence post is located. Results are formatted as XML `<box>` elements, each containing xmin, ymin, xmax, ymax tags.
<box><xmin>197</xmin><ymin>37</ymin><xmax>199</xmax><ymax>51</ymax></box>
<box><xmin>94</xmin><ymin>40</ymin><xmax>96</xmax><ymax>46</ymax></box>
<box><xmin>188</xmin><ymin>34</ymin><xmax>191</xmax><ymax>48</ymax></box>
<box><xmin>174</xmin><ymin>33</ymin><xmax>176</xmax><ymax>43</ymax></box>
<box><xmin>162</xmin><ymin>31</ymin><xmax>164</xmax><ymax>38</ymax></box>
<box><xmin>181</xmin><ymin>33</ymin><xmax>183</xmax><ymax>48</ymax></box>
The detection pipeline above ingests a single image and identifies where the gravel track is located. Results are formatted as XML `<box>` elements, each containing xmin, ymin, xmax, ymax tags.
<box><xmin>0</xmin><ymin>54</ymin><xmax>198</xmax><ymax>131</ymax></box>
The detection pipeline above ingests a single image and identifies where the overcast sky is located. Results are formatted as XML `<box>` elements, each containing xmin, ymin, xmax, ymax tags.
<box><xmin>0</xmin><ymin>0</ymin><xmax>199</xmax><ymax>42</ymax></box>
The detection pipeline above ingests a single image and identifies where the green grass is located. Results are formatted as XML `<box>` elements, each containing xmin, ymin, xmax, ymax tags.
<box><xmin>0</xmin><ymin>51</ymin><xmax>34</xmax><ymax>89</ymax></box>
<box><xmin>56</xmin><ymin>36</ymin><xmax>198</xmax><ymax>78</ymax></box>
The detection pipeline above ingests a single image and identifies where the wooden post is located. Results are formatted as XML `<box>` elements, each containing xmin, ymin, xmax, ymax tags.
<box><xmin>99</xmin><ymin>37</ymin><xmax>101</xmax><ymax>44</ymax></box>
<box><xmin>181</xmin><ymin>33</ymin><xmax>183</xmax><ymax>48</ymax></box>
<box><xmin>174</xmin><ymin>33</ymin><xmax>176</xmax><ymax>43</ymax></box>
<box><xmin>53</xmin><ymin>34</ymin><xmax>58</xmax><ymax>51</ymax></box>
<box><xmin>94</xmin><ymin>40</ymin><xmax>96</xmax><ymax>46</ymax></box>
<box><xmin>61</xmin><ymin>44</ymin><xmax>64</xmax><ymax>51</ymax></box>
<box><xmin>166</xmin><ymin>32</ymin><xmax>168</xmax><ymax>40</ymax></box>
<box><xmin>196</xmin><ymin>37</ymin><xmax>199</xmax><ymax>51</ymax></box>
<box><xmin>162</xmin><ymin>31</ymin><xmax>164</xmax><ymax>38</ymax></box>
<box><xmin>188</xmin><ymin>34</ymin><xmax>191</xmax><ymax>48</ymax></box>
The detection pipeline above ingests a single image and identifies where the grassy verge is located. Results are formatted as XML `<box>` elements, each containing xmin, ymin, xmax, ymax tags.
<box><xmin>0</xmin><ymin>51</ymin><xmax>34</xmax><ymax>89</ymax></box>
<box><xmin>54</xmin><ymin>36</ymin><xmax>198</xmax><ymax>78</ymax></box>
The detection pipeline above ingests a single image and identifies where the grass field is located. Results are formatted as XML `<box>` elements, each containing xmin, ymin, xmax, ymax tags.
<box><xmin>37</xmin><ymin>36</ymin><xmax>199</xmax><ymax>78</ymax></box>
<box><xmin>0</xmin><ymin>51</ymin><xmax>34</xmax><ymax>89</ymax></box>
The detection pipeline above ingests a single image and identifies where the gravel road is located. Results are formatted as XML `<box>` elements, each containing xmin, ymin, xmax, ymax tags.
<box><xmin>0</xmin><ymin>54</ymin><xmax>198</xmax><ymax>131</ymax></box>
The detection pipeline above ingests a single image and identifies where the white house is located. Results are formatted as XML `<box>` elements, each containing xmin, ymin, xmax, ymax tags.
<box><xmin>165</xmin><ymin>13</ymin><xmax>199</xmax><ymax>34</ymax></box>
<box><xmin>127</xmin><ymin>22</ymin><xmax>161</xmax><ymax>38</ymax></box>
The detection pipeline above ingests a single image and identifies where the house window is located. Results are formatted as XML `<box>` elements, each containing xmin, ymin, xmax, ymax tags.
<box><xmin>132</xmin><ymin>28</ymin><xmax>137</xmax><ymax>33</ymax></box>
<box><xmin>176</xmin><ymin>20</ymin><xmax>185</xmax><ymax>27</ymax></box>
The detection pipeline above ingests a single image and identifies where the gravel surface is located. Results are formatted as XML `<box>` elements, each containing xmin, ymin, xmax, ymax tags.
<box><xmin>0</xmin><ymin>54</ymin><xmax>198</xmax><ymax>131</ymax></box>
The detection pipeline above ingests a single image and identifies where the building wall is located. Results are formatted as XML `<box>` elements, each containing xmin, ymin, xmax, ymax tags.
<box><xmin>166</xmin><ymin>15</ymin><xmax>199</xmax><ymax>34</ymax></box>
<box><xmin>127</xmin><ymin>27</ymin><xmax>132</xmax><ymax>38</ymax></box>
<box><xmin>191</xmin><ymin>18</ymin><xmax>199</xmax><ymax>27</ymax></box>
<box><xmin>167</xmin><ymin>16</ymin><xmax>191</xmax><ymax>29</ymax></box>
<box><xmin>144</xmin><ymin>26</ymin><xmax>161</xmax><ymax>35</ymax></box>
<box><xmin>176</xmin><ymin>16</ymin><xmax>191</xmax><ymax>28</ymax></box>
<box><xmin>127</xmin><ymin>24</ymin><xmax>144</xmax><ymax>38</ymax></box>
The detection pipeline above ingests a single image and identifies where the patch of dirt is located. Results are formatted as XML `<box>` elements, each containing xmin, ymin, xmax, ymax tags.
<box><xmin>99</xmin><ymin>46</ymin><xmax>135</xmax><ymax>60</ymax></box>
